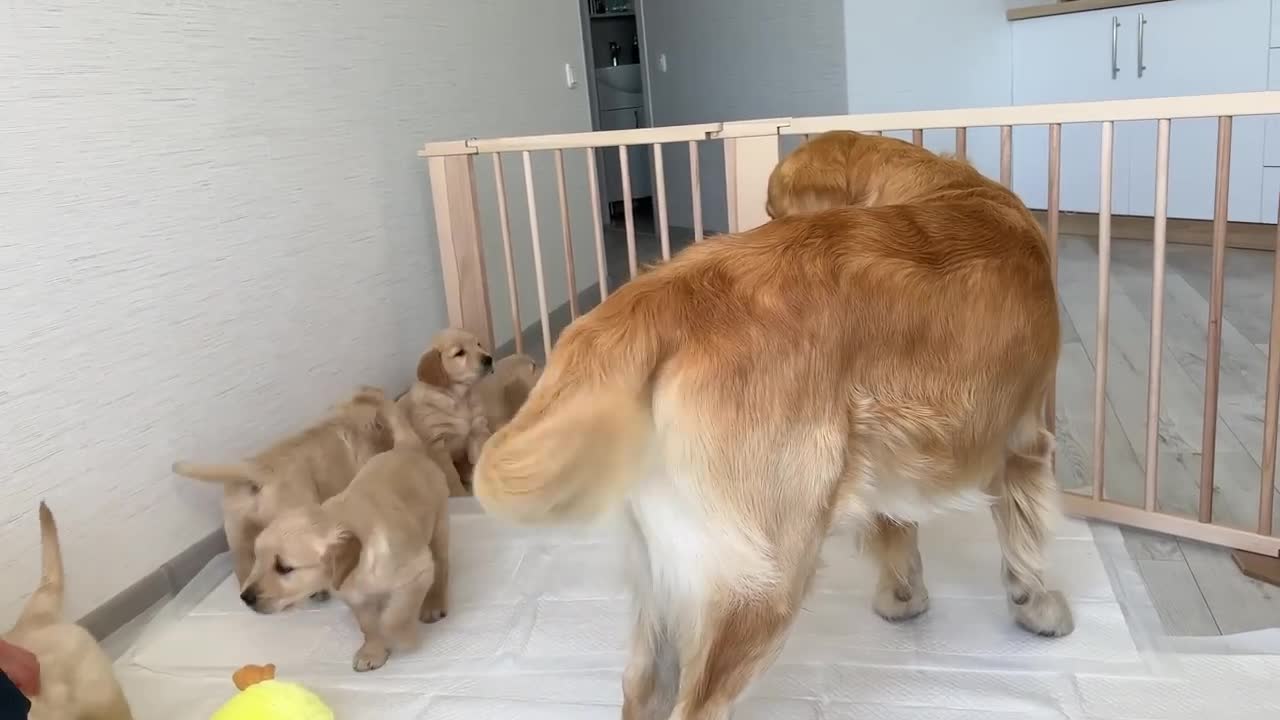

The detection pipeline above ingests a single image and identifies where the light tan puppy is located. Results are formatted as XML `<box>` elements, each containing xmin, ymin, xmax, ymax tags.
<box><xmin>4</xmin><ymin>504</ymin><xmax>134</xmax><ymax>720</ymax></box>
<box><xmin>474</xmin><ymin>133</ymin><xmax>1069</xmax><ymax>719</ymax></box>
<box><xmin>173</xmin><ymin>387</ymin><xmax>396</xmax><ymax>586</ymax></box>
<box><xmin>397</xmin><ymin>328</ymin><xmax>495</xmax><ymax>495</ymax></box>
<box><xmin>475</xmin><ymin>353</ymin><xmax>541</xmax><ymax>432</ymax></box>
<box><xmin>240</xmin><ymin>400</ymin><xmax>451</xmax><ymax>673</ymax></box>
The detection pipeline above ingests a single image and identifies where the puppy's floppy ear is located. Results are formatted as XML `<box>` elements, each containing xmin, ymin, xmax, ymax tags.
<box><xmin>324</xmin><ymin>528</ymin><xmax>362</xmax><ymax>590</ymax></box>
<box><xmin>417</xmin><ymin>349</ymin><xmax>450</xmax><ymax>388</ymax></box>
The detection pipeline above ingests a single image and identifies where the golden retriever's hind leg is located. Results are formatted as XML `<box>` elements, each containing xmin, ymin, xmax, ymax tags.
<box><xmin>992</xmin><ymin>427</ymin><xmax>1074</xmax><ymax>638</ymax></box>
<box><xmin>388</xmin><ymin>572</ymin><xmax>436</xmax><ymax>641</ymax></box>
<box><xmin>420</xmin><ymin>505</ymin><xmax>450</xmax><ymax>623</ymax></box>
<box><xmin>622</xmin><ymin>606</ymin><xmax>677</xmax><ymax>720</ymax></box>
<box><xmin>666</xmin><ymin>592</ymin><xmax>799</xmax><ymax>720</ymax></box>
<box><xmin>866</xmin><ymin>516</ymin><xmax>929</xmax><ymax>622</ymax></box>
<box><xmin>351</xmin><ymin>600</ymin><xmax>391</xmax><ymax>672</ymax></box>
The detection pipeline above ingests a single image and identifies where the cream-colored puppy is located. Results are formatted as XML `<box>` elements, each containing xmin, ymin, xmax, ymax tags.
<box><xmin>173</xmin><ymin>387</ymin><xmax>396</xmax><ymax>586</ymax></box>
<box><xmin>4</xmin><ymin>503</ymin><xmax>134</xmax><ymax>720</ymax></box>
<box><xmin>475</xmin><ymin>353</ymin><xmax>541</xmax><ymax>431</ymax></box>
<box><xmin>240</xmin><ymin>400</ymin><xmax>451</xmax><ymax>673</ymax></box>
<box><xmin>397</xmin><ymin>328</ymin><xmax>494</xmax><ymax>494</ymax></box>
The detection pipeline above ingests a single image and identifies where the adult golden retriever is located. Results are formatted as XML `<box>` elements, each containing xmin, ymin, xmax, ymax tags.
<box><xmin>474</xmin><ymin>131</ymin><xmax>1067</xmax><ymax>720</ymax></box>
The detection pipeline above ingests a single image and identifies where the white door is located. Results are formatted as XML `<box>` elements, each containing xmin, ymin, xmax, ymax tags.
<box><xmin>1011</xmin><ymin>9</ymin><xmax>1133</xmax><ymax>215</ymax></box>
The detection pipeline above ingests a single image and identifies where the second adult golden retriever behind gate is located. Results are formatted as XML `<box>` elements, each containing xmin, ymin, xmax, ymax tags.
<box><xmin>473</xmin><ymin>132</ymin><xmax>1068</xmax><ymax>720</ymax></box>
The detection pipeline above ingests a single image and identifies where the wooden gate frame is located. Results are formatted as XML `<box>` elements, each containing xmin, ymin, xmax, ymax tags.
<box><xmin>422</xmin><ymin>92</ymin><xmax>1280</xmax><ymax>563</ymax></box>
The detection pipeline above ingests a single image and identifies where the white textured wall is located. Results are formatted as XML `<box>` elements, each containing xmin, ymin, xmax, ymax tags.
<box><xmin>0</xmin><ymin>0</ymin><xmax>592</xmax><ymax>623</ymax></box>
<box><xmin>640</xmin><ymin>0</ymin><xmax>848</xmax><ymax>233</ymax></box>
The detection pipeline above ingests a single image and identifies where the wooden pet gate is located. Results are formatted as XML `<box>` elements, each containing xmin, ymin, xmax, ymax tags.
<box><xmin>421</xmin><ymin>92</ymin><xmax>1280</xmax><ymax>567</ymax></box>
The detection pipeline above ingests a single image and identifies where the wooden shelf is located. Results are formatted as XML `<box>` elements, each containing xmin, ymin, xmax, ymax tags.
<box><xmin>1007</xmin><ymin>0</ymin><xmax>1171</xmax><ymax>22</ymax></box>
<box><xmin>590</xmin><ymin>11</ymin><xmax>635</xmax><ymax>19</ymax></box>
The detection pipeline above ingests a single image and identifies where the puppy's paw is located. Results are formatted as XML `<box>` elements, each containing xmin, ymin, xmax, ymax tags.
<box><xmin>353</xmin><ymin>642</ymin><xmax>390</xmax><ymax>672</ymax></box>
<box><xmin>420</xmin><ymin>602</ymin><xmax>448</xmax><ymax>624</ymax></box>
<box><xmin>1011</xmin><ymin>589</ymin><xmax>1074</xmax><ymax>637</ymax></box>
<box><xmin>872</xmin><ymin>581</ymin><xmax>930</xmax><ymax>622</ymax></box>
<box><xmin>310</xmin><ymin>590</ymin><xmax>331</xmax><ymax>603</ymax></box>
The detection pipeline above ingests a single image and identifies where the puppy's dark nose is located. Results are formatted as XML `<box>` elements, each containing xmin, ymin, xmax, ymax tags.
<box><xmin>481</xmin><ymin>354</ymin><xmax>494</xmax><ymax>369</ymax></box>
<box><xmin>240</xmin><ymin>587</ymin><xmax>258</xmax><ymax>608</ymax></box>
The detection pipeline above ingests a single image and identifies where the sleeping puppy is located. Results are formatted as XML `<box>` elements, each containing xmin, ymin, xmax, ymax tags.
<box><xmin>767</xmin><ymin>130</ymin><xmax>985</xmax><ymax>218</ymax></box>
<box><xmin>172</xmin><ymin>387</ymin><xmax>396</xmax><ymax>586</ymax></box>
<box><xmin>475</xmin><ymin>353</ymin><xmax>541</xmax><ymax>432</ymax></box>
<box><xmin>4</xmin><ymin>503</ymin><xmax>134</xmax><ymax>720</ymax></box>
<box><xmin>397</xmin><ymin>328</ymin><xmax>494</xmax><ymax>494</ymax></box>
<box><xmin>240</xmin><ymin>400</ymin><xmax>451</xmax><ymax>672</ymax></box>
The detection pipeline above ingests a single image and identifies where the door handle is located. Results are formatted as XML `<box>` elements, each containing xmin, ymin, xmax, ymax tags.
<box><xmin>1111</xmin><ymin>16</ymin><xmax>1121</xmax><ymax>80</ymax></box>
<box><xmin>1137</xmin><ymin>12</ymin><xmax>1147</xmax><ymax>78</ymax></box>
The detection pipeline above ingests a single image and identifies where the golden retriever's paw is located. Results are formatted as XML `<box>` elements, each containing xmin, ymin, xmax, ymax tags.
<box><xmin>872</xmin><ymin>582</ymin><xmax>930</xmax><ymax>622</ymax></box>
<box><xmin>353</xmin><ymin>642</ymin><xmax>390</xmax><ymax>672</ymax></box>
<box><xmin>1011</xmin><ymin>589</ymin><xmax>1074</xmax><ymax>638</ymax></box>
<box><xmin>419</xmin><ymin>603</ymin><xmax>448</xmax><ymax>624</ymax></box>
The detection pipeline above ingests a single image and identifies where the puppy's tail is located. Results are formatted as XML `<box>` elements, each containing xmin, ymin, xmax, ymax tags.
<box><xmin>16</xmin><ymin>502</ymin><xmax>66</xmax><ymax>630</ymax></box>
<box><xmin>382</xmin><ymin>400</ymin><xmax>423</xmax><ymax>449</ymax></box>
<box><xmin>473</xmin><ymin>284</ymin><xmax>666</xmax><ymax>524</ymax></box>
<box><xmin>171</xmin><ymin>460</ymin><xmax>254</xmax><ymax>484</ymax></box>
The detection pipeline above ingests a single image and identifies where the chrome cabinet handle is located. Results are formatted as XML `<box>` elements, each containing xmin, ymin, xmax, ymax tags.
<box><xmin>1111</xmin><ymin>16</ymin><xmax>1121</xmax><ymax>80</ymax></box>
<box><xmin>1137</xmin><ymin>12</ymin><xmax>1148</xmax><ymax>78</ymax></box>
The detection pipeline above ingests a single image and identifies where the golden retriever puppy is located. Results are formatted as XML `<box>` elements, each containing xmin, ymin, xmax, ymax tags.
<box><xmin>475</xmin><ymin>353</ymin><xmax>541</xmax><ymax>432</ymax></box>
<box><xmin>240</xmin><ymin>400</ymin><xmax>451</xmax><ymax>673</ymax></box>
<box><xmin>173</xmin><ymin>387</ymin><xmax>396</xmax><ymax>586</ymax></box>
<box><xmin>767</xmin><ymin>130</ymin><xmax>980</xmax><ymax>218</ymax></box>
<box><xmin>474</xmin><ymin>140</ymin><xmax>1069</xmax><ymax>718</ymax></box>
<box><xmin>4</xmin><ymin>504</ymin><xmax>134</xmax><ymax>720</ymax></box>
<box><xmin>397</xmin><ymin>328</ymin><xmax>495</xmax><ymax>495</ymax></box>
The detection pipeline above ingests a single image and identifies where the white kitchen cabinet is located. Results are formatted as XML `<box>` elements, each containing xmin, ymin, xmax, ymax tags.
<box><xmin>1010</xmin><ymin>0</ymin><xmax>1271</xmax><ymax>222</ymax></box>
<box><xmin>1011</xmin><ymin>9</ymin><xmax>1132</xmax><ymax>215</ymax></box>
<box><xmin>1262</xmin><ymin>166</ymin><xmax>1280</xmax><ymax>222</ymax></box>
<box><xmin>1123</xmin><ymin>0</ymin><xmax>1268</xmax><ymax>221</ymax></box>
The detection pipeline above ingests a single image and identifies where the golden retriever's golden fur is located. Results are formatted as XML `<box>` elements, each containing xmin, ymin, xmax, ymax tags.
<box><xmin>398</xmin><ymin>329</ymin><xmax>496</xmax><ymax>496</ymax></box>
<box><xmin>172</xmin><ymin>387</ymin><xmax>396</xmax><ymax>586</ymax></box>
<box><xmin>474</xmin><ymin>131</ymin><xmax>1068</xmax><ymax>719</ymax></box>
<box><xmin>766</xmin><ymin>130</ymin><xmax>979</xmax><ymax>217</ymax></box>
<box><xmin>4</xmin><ymin>504</ymin><xmax>134</xmax><ymax>720</ymax></box>
<box><xmin>241</xmin><ymin>399</ymin><xmax>451</xmax><ymax>672</ymax></box>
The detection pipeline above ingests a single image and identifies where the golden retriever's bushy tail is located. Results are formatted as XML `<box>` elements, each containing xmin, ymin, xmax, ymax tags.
<box><xmin>472</xmin><ymin>291</ymin><xmax>665</xmax><ymax>524</ymax></box>
<box><xmin>15</xmin><ymin>502</ymin><xmax>66</xmax><ymax>630</ymax></box>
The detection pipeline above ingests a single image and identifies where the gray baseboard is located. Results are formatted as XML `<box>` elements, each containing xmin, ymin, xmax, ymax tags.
<box><xmin>79</xmin><ymin>528</ymin><xmax>228</xmax><ymax>642</ymax></box>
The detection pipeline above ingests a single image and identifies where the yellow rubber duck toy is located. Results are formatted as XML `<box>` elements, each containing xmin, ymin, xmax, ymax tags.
<box><xmin>211</xmin><ymin>664</ymin><xmax>334</xmax><ymax>720</ymax></box>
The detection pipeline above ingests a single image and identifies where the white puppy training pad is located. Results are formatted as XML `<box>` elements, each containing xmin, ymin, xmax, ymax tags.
<box><xmin>113</xmin><ymin>499</ymin><xmax>1280</xmax><ymax>718</ymax></box>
